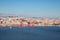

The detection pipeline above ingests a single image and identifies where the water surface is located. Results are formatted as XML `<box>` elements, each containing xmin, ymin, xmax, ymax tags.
<box><xmin>0</xmin><ymin>26</ymin><xmax>60</xmax><ymax>40</ymax></box>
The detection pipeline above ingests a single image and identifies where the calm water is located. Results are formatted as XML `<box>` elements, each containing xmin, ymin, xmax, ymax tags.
<box><xmin>0</xmin><ymin>26</ymin><xmax>60</xmax><ymax>40</ymax></box>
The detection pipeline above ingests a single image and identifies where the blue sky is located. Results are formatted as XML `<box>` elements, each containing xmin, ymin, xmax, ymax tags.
<box><xmin>0</xmin><ymin>0</ymin><xmax>60</xmax><ymax>17</ymax></box>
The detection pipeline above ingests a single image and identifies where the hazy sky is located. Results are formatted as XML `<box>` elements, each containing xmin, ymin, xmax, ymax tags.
<box><xmin>0</xmin><ymin>0</ymin><xmax>60</xmax><ymax>17</ymax></box>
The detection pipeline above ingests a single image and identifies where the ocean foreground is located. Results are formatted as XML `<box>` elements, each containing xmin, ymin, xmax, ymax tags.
<box><xmin>0</xmin><ymin>26</ymin><xmax>60</xmax><ymax>40</ymax></box>
<box><xmin>0</xmin><ymin>16</ymin><xmax>60</xmax><ymax>27</ymax></box>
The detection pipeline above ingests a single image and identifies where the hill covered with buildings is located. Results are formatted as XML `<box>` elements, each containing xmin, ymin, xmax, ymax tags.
<box><xmin>0</xmin><ymin>16</ymin><xmax>60</xmax><ymax>27</ymax></box>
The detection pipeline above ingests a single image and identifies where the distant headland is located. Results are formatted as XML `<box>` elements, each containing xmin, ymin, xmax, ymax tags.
<box><xmin>0</xmin><ymin>16</ymin><xmax>60</xmax><ymax>27</ymax></box>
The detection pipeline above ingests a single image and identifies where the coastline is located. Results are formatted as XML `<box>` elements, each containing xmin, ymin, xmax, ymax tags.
<box><xmin>0</xmin><ymin>16</ymin><xmax>60</xmax><ymax>27</ymax></box>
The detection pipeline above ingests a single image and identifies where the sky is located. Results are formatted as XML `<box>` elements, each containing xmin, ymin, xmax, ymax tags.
<box><xmin>0</xmin><ymin>0</ymin><xmax>60</xmax><ymax>18</ymax></box>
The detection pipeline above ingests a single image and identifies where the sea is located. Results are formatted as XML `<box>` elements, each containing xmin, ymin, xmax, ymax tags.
<box><xmin>0</xmin><ymin>26</ymin><xmax>60</xmax><ymax>40</ymax></box>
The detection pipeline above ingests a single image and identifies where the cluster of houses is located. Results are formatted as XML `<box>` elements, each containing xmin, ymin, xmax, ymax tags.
<box><xmin>0</xmin><ymin>16</ymin><xmax>60</xmax><ymax>27</ymax></box>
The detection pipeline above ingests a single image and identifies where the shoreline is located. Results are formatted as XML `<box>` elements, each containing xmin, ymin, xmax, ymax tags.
<box><xmin>0</xmin><ymin>25</ymin><xmax>60</xmax><ymax>28</ymax></box>
<box><xmin>0</xmin><ymin>16</ymin><xmax>60</xmax><ymax>27</ymax></box>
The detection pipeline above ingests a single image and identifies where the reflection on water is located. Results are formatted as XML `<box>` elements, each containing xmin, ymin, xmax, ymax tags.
<box><xmin>0</xmin><ymin>26</ymin><xmax>60</xmax><ymax>40</ymax></box>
